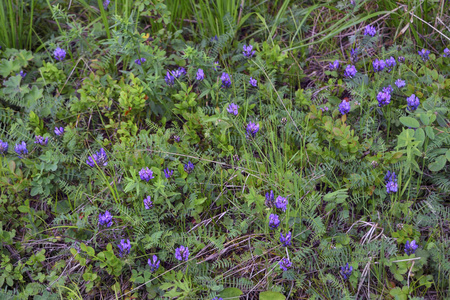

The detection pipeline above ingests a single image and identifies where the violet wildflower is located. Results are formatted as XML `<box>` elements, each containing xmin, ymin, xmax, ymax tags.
<box><xmin>14</xmin><ymin>141</ymin><xmax>28</xmax><ymax>158</ymax></box>
<box><xmin>211</xmin><ymin>35</ymin><xmax>218</xmax><ymax>42</ymax></box>
<box><xmin>395</xmin><ymin>79</ymin><xmax>406</xmax><ymax>88</ymax></box>
<box><xmin>344</xmin><ymin>65</ymin><xmax>357</xmax><ymax>78</ymax></box>
<box><xmin>265</xmin><ymin>190</ymin><xmax>274</xmax><ymax>207</ymax></box>
<box><xmin>213</xmin><ymin>61</ymin><xmax>220</xmax><ymax>71</ymax></box>
<box><xmin>173</xmin><ymin>135</ymin><xmax>181</xmax><ymax>142</ymax></box>
<box><xmin>212</xmin><ymin>298</ymin><xmax>223</xmax><ymax>300</ymax></box>
<box><xmin>350</xmin><ymin>48</ymin><xmax>358</xmax><ymax>62</ymax></box>
<box><xmin>243</xmin><ymin>44</ymin><xmax>255</xmax><ymax>58</ymax></box>
<box><xmin>165</xmin><ymin>71</ymin><xmax>175</xmax><ymax>86</ymax></box>
<box><xmin>406</xmin><ymin>94</ymin><xmax>420</xmax><ymax>111</ymax></box>
<box><xmin>418</xmin><ymin>49</ymin><xmax>430</xmax><ymax>61</ymax></box>
<box><xmin>134</xmin><ymin>58</ymin><xmax>146</xmax><ymax>65</ymax></box>
<box><xmin>34</xmin><ymin>135</ymin><xmax>48</xmax><ymax>146</ymax></box>
<box><xmin>376</xmin><ymin>89</ymin><xmax>391</xmax><ymax>107</ymax></box>
<box><xmin>139</xmin><ymin>167</ymin><xmax>154</xmax><ymax>182</ymax></box>
<box><xmin>372</xmin><ymin>59</ymin><xmax>386</xmax><ymax>72</ymax></box>
<box><xmin>385</xmin><ymin>56</ymin><xmax>396</xmax><ymax>72</ymax></box>
<box><xmin>249</xmin><ymin>77</ymin><xmax>257</xmax><ymax>87</ymax></box>
<box><xmin>398</xmin><ymin>56</ymin><xmax>405</xmax><ymax>63</ymax></box>
<box><xmin>0</xmin><ymin>140</ymin><xmax>8</xmax><ymax>155</ymax></box>
<box><xmin>329</xmin><ymin>60</ymin><xmax>339</xmax><ymax>70</ymax></box>
<box><xmin>148</xmin><ymin>255</ymin><xmax>160</xmax><ymax>272</ymax></box>
<box><xmin>443</xmin><ymin>48</ymin><xmax>450</xmax><ymax>57</ymax></box>
<box><xmin>269</xmin><ymin>213</ymin><xmax>280</xmax><ymax>229</ymax></box>
<box><xmin>279</xmin><ymin>257</ymin><xmax>292</xmax><ymax>271</ymax></box>
<box><xmin>118</xmin><ymin>239</ymin><xmax>131</xmax><ymax>257</ymax></box>
<box><xmin>144</xmin><ymin>196</ymin><xmax>153</xmax><ymax>209</ymax></box>
<box><xmin>175</xmin><ymin>245</ymin><xmax>190</xmax><ymax>261</ymax></box>
<box><xmin>340</xmin><ymin>263</ymin><xmax>353</xmax><ymax>280</ymax></box>
<box><xmin>246</xmin><ymin>121</ymin><xmax>260</xmax><ymax>138</ymax></box>
<box><xmin>196</xmin><ymin>69</ymin><xmax>204</xmax><ymax>81</ymax></box>
<box><xmin>227</xmin><ymin>103</ymin><xmax>239</xmax><ymax>116</ymax></box>
<box><xmin>171</xmin><ymin>69</ymin><xmax>183</xmax><ymax>78</ymax></box>
<box><xmin>320</xmin><ymin>106</ymin><xmax>329</xmax><ymax>112</ymax></box>
<box><xmin>383</xmin><ymin>85</ymin><xmax>393</xmax><ymax>94</ymax></box>
<box><xmin>179</xmin><ymin>67</ymin><xmax>187</xmax><ymax>76</ymax></box>
<box><xmin>384</xmin><ymin>171</ymin><xmax>398</xmax><ymax>194</ymax></box>
<box><xmin>86</xmin><ymin>148</ymin><xmax>108</xmax><ymax>167</ymax></box>
<box><xmin>103</xmin><ymin>0</ymin><xmax>110</xmax><ymax>9</ymax></box>
<box><xmin>54</xmin><ymin>127</ymin><xmax>64</xmax><ymax>136</ymax></box>
<box><xmin>221</xmin><ymin>72</ymin><xmax>231</xmax><ymax>88</ymax></box>
<box><xmin>364</xmin><ymin>25</ymin><xmax>377</xmax><ymax>37</ymax></box>
<box><xmin>280</xmin><ymin>231</ymin><xmax>292</xmax><ymax>247</ymax></box>
<box><xmin>339</xmin><ymin>100</ymin><xmax>351</xmax><ymax>115</ymax></box>
<box><xmin>18</xmin><ymin>70</ymin><xmax>26</xmax><ymax>78</ymax></box>
<box><xmin>53</xmin><ymin>47</ymin><xmax>66</xmax><ymax>61</ymax></box>
<box><xmin>164</xmin><ymin>168</ymin><xmax>173</xmax><ymax>179</ymax></box>
<box><xmin>98</xmin><ymin>210</ymin><xmax>113</xmax><ymax>227</ymax></box>
<box><xmin>405</xmin><ymin>240</ymin><xmax>419</xmax><ymax>255</ymax></box>
<box><xmin>184</xmin><ymin>161</ymin><xmax>195</xmax><ymax>174</ymax></box>
<box><xmin>275</xmin><ymin>196</ymin><xmax>288</xmax><ymax>212</ymax></box>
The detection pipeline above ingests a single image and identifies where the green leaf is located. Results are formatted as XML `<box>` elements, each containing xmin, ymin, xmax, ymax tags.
<box><xmin>259</xmin><ymin>291</ymin><xmax>286</xmax><ymax>300</ymax></box>
<box><xmin>424</xmin><ymin>126</ymin><xmax>434</xmax><ymax>140</ymax></box>
<box><xmin>428</xmin><ymin>155</ymin><xmax>446</xmax><ymax>172</ymax></box>
<box><xmin>446</xmin><ymin>149</ymin><xmax>450</xmax><ymax>161</ymax></box>
<box><xmin>219</xmin><ymin>287</ymin><xmax>243</xmax><ymax>299</ymax></box>
<box><xmin>323</xmin><ymin>189</ymin><xmax>348</xmax><ymax>204</ymax></box>
<box><xmin>399</xmin><ymin>117</ymin><xmax>420</xmax><ymax>128</ymax></box>
<box><xmin>419</xmin><ymin>113</ymin><xmax>429</xmax><ymax>125</ymax></box>
<box><xmin>18</xmin><ymin>205</ymin><xmax>30</xmax><ymax>213</ymax></box>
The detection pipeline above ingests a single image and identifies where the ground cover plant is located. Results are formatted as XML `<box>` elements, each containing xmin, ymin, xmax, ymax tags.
<box><xmin>0</xmin><ymin>0</ymin><xmax>449</xmax><ymax>299</ymax></box>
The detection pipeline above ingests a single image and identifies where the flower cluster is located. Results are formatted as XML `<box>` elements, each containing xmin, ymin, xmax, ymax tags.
<box><xmin>279</xmin><ymin>257</ymin><xmax>292</xmax><ymax>271</ymax></box>
<box><xmin>443</xmin><ymin>48</ymin><xmax>450</xmax><ymax>57</ymax></box>
<box><xmin>246</xmin><ymin>122</ymin><xmax>260</xmax><ymax>138</ymax></box>
<box><xmin>243</xmin><ymin>44</ymin><xmax>255</xmax><ymax>58</ymax></box>
<box><xmin>275</xmin><ymin>196</ymin><xmax>288</xmax><ymax>212</ymax></box>
<box><xmin>372</xmin><ymin>59</ymin><xmax>386</xmax><ymax>72</ymax></box>
<box><xmin>175</xmin><ymin>245</ymin><xmax>190</xmax><ymax>261</ymax></box>
<box><xmin>395</xmin><ymin>79</ymin><xmax>406</xmax><ymax>88</ymax></box>
<box><xmin>196</xmin><ymin>69</ymin><xmax>204</xmax><ymax>81</ymax></box>
<box><xmin>418</xmin><ymin>49</ymin><xmax>430</xmax><ymax>61</ymax></box>
<box><xmin>280</xmin><ymin>231</ymin><xmax>292</xmax><ymax>247</ymax></box>
<box><xmin>164</xmin><ymin>168</ymin><xmax>173</xmax><ymax>179</ymax></box>
<box><xmin>249</xmin><ymin>77</ymin><xmax>257</xmax><ymax>87</ymax></box>
<box><xmin>221</xmin><ymin>73</ymin><xmax>231</xmax><ymax>88</ymax></box>
<box><xmin>148</xmin><ymin>255</ymin><xmax>160</xmax><ymax>272</ymax></box>
<box><xmin>18</xmin><ymin>70</ymin><xmax>26</xmax><ymax>78</ymax></box>
<box><xmin>213</xmin><ymin>61</ymin><xmax>220</xmax><ymax>71</ymax></box>
<box><xmin>165</xmin><ymin>71</ymin><xmax>175</xmax><ymax>86</ymax></box>
<box><xmin>54</xmin><ymin>127</ymin><xmax>64</xmax><ymax>136</ymax></box>
<box><xmin>118</xmin><ymin>239</ymin><xmax>131</xmax><ymax>257</ymax></box>
<box><xmin>319</xmin><ymin>106</ymin><xmax>329</xmax><ymax>112</ymax></box>
<box><xmin>384</xmin><ymin>171</ymin><xmax>398</xmax><ymax>194</ymax></box>
<box><xmin>134</xmin><ymin>58</ymin><xmax>146</xmax><ymax>65</ymax></box>
<box><xmin>265</xmin><ymin>190</ymin><xmax>274</xmax><ymax>207</ymax></box>
<box><xmin>376</xmin><ymin>86</ymin><xmax>392</xmax><ymax>107</ymax></box>
<box><xmin>329</xmin><ymin>60</ymin><xmax>339</xmax><ymax>70</ymax></box>
<box><xmin>184</xmin><ymin>161</ymin><xmax>195</xmax><ymax>174</ymax></box>
<box><xmin>103</xmin><ymin>0</ymin><xmax>110</xmax><ymax>9</ymax></box>
<box><xmin>14</xmin><ymin>141</ymin><xmax>28</xmax><ymax>158</ymax></box>
<box><xmin>0</xmin><ymin>140</ymin><xmax>8</xmax><ymax>155</ymax></box>
<box><xmin>350</xmin><ymin>48</ymin><xmax>358</xmax><ymax>62</ymax></box>
<box><xmin>364</xmin><ymin>25</ymin><xmax>377</xmax><ymax>37</ymax></box>
<box><xmin>86</xmin><ymin>148</ymin><xmax>108</xmax><ymax>167</ymax></box>
<box><xmin>171</xmin><ymin>67</ymin><xmax>186</xmax><ymax>78</ymax></box>
<box><xmin>139</xmin><ymin>167</ymin><xmax>154</xmax><ymax>182</ymax></box>
<box><xmin>404</xmin><ymin>240</ymin><xmax>419</xmax><ymax>255</ymax></box>
<box><xmin>54</xmin><ymin>47</ymin><xmax>66</xmax><ymax>61</ymax></box>
<box><xmin>339</xmin><ymin>100</ymin><xmax>351</xmax><ymax>115</ymax></box>
<box><xmin>269</xmin><ymin>213</ymin><xmax>280</xmax><ymax>229</ymax></box>
<box><xmin>143</xmin><ymin>196</ymin><xmax>153</xmax><ymax>209</ymax></box>
<box><xmin>34</xmin><ymin>135</ymin><xmax>48</xmax><ymax>146</ymax></box>
<box><xmin>406</xmin><ymin>94</ymin><xmax>420</xmax><ymax>111</ymax></box>
<box><xmin>98</xmin><ymin>211</ymin><xmax>113</xmax><ymax>227</ymax></box>
<box><xmin>227</xmin><ymin>103</ymin><xmax>239</xmax><ymax>116</ymax></box>
<box><xmin>340</xmin><ymin>263</ymin><xmax>353</xmax><ymax>280</ymax></box>
<box><xmin>385</xmin><ymin>56</ymin><xmax>396</xmax><ymax>72</ymax></box>
<box><xmin>344</xmin><ymin>65</ymin><xmax>357</xmax><ymax>78</ymax></box>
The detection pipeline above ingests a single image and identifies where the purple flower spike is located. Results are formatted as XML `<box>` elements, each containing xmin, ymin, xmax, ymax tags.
<box><xmin>175</xmin><ymin>245</ymin><xmax>190</xmax><ymax>261</ymax></box>
<box><xmin>339</xmin><ymin>100</ymin><xmax>351</xmax><ymax>115</ymax></box>
<box><xmin>118</xmin><ymin>239</ymin><xmax>131</xmax><ymax>257</ymax></box>
<box><xmin>385</xmin><ymin>56</ymin><xmax>396</xmax><ymax>72</ymax></box>
<box><xmin>196</xmin><ymin>69</ymin><xmax>204</xmax><ymax>81</ymax></box>
<box><xmin>275</xmin><ymin>196</ymin><xmax>288</xmax><ymax>212</ymax></box>
<box><xmin>14</xmin><ymin>141</ymin><xmax>28</xmax><ymax>158</ymax></box>
<box><xmin>364</xmin><ymin>25</ymin><xmax>377</xmax><ymax>37</ymax></box>
<box><xmin>148</xmin><ymin>255</ymin><xmax>160</xmax><ymax>272</ymax></box>
<box><xmin>418</xmin><ymin>49</ymin><xmax>430</xmax><ymax>61</ymax></box>
<box><xmin>269</xmin><ymin>213</ymin><xmax>280</xmax><ymax>229</ymax></box>
<box><xmin>165</xmin><ymin>71</ymin><xmax>175</xmax><ymax>86</ymax></box>
<box><xmin>329</xmin><ymin>60</ymin><xmax>339</xmax><ymax>70</ymax></box>
<box><xmin>54</xmin><ymin>127</ymin><xmax>64</xmax><ymax>136</ymax></box>
<box><xmin>373</xmin><ymin>59</ymin><xmax>386</xmax><ymax>72</ymax></box>
<box><xmin>340</xmin><ymin>263</ymin><xmax>353</xmax><ymax>280</ymax></box>
<box><xmin>344</xmin><ymin>65</ymin><xmax>357</xmax><ymax>78</ymax></box>
<box><xmin>384</xmin><ymin>171</ymin><xmax>398</xmax><ymax>194</ymax></box>
<box><xmin>98</xmin><ymin>210</ymin><xmax>113</xmax><ymax>227</ymax></box>
<box><xmin>164</xmin><ymin>168</ymin><xmax>174</xmax><ymax>179</ymax></box>
<box><xmin>86</xmin><ymin>148</ymin><xmax>108</xmax><ymax>167</ymax></box>
<box><xmin>279</xmin><ymin>257</ymin><xmax>292</xmax><ymax>271</ymax></box>
<box><xmin>246</xmin><ymin>121</ymin><xmax>260</xmax><ymax>138</ymax></box>
<box><xmin>34</xmin><ymin>135</ymin><xmax>48</xmax><ymax>146</ymax></box>
<box><xmin>405</xmin><ymin>240</ymin><xmax>419</xmax><ymax>255</ymax></box>
<box><xmin>103</xmin><ymin>0</ymin><xmax>110</xmax><ymax>9</ymax></box>
<box><xmin>227</xmin><ymin>103</ymin><xmax>239</xmax><ymax>116</ymax></box>
<box><xmin>249</xmin><ymin>77</ymin><xmax>257</xmax><ymax>87</ymax></box>
<box><xmin>53</xmin><ymin>47</ymin><xmax>67</xmax><ymax>61</ymax></box>
<box><xmin>406</xmin><ymin>94</ymin><xmax>420</xmax><ymax>111</ymax></box>
<box><xmin>184</xmin><ymin>161</ymin><xmax>195</xmax><ymax>174</ymax></box>
<box><xmin>377</xmin><ymin>87</ymin><xmax>392</xmax><ymax>107</ymax></box>
<box><xmin>280</xmin><ymin>231</ymin><xmax>292</xmax><ymax>247</ymax></box>
<box><xmin>395</xmin><ymin>79</ymin><xmax>406</xmax><ymax>88</ymax></box>
<box><xmin>213</xmin><ymin>61</ymin><xmax>220</xmax><ymax>71</ymax></box>
<box><xmin>221</xmin><ymin>73</ymin><xmax>231</xmax><ymax>88</ymax></box>
<box><xmin>139</xmin><ymin>167</ymin><xmax>154</xmax><ymax>182</ymax></box>
<box><xmin>144</xmin><ymin>196</ymin><xmax>153</xmax><ymax>209</ymax></box>
<box><xmin>243</xmin><ymin>44</ymin><xmax>255</xmax><ymax>58</ymax></box>
<box><xmin>443</xmin><ymin>48</ymin><xmax>450</xmax><ymax>57</ymax></box>
<box><xmin>265</xmin><ymin>190</ymin><xmax>274</xmax><ymax>207</ymax></box>
<box><xmin>135</xmin><ymin>58</ymin><xmax>146</xmax><ymax>65</ymax></box>
<box><xmin>0</xmin><ymin>140</ymin><xmax>8</xmax><ymax>155</ymax></box>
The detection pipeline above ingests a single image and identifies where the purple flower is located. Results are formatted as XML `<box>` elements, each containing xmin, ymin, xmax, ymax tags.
<box><xmin>139</xmin><ymin>167</ymin><xmax>154</xmax><ymax>182</ymax></box>
<box><xmin>103</xmin><ymin>0</ymin><xmax>110</xmax><ymax>9</ymax></box>
<box><xmin>364</xmin><ymin>25</ymin><xmax>377</xmax><ymax>37</ymax></box>
<box><xmin>196</xmin><ymin>69</ymin><xmax>204</xmax><ymax>81</ymax></box>
<box><xmin>0</xmin><ymin>140</ymin><xmax>8</xmax><ymax>155</ymax></box>
<box><xmin>405</xmin><ymin>240</ymin><xmax>418</xmax><ymax>255</ymax></box>
<box><xmin>384</xmin><ymin>171</ymin><xmax>398</xmax><ymax>194</ymax></box>
<box><xmin>135</xmin><ymin>58</ymin><xmax>146</xmax><ymax>65</ymax></box>
<box><xmin>443</xmin><ymin>48</ymin><xmax>450</xmax><ymax>57</ymax></box>
<box><xmin>243</xmin><ymin>44</ymin><xmax>255</xmax><ymax>58</ymax></box>
<box><xmin>340</xmin><ymin>263</ymin><xmax>353</xmax><ymax>280</ymax></box>
<box><xmin>148</xmin><ymin>255</ymin><xmax>160</xmax><ymax>272</ymax></box>
<box><xmin>53</xmin><ymin>47</ymin><xmax>66</xmax><ymax>61</ymax></box>
<box><xmin>211</xmin><ymin>35</ymin><xmax>218</xmax><ymax>42</ymax></box>
<box><xmin>164</xmin><ymin>168</ymin><xmax>173</xmax><ymax>179</ymax></box>
<box><xmin>98</xmin><ymin>210</ymin><xmax>113</xmax><ymax>227</ymax></box>
<box><xmin>18</xmin><ymin>70</ymin><xmax>26</xmax><ymax>78</ymax></box>
<box><xmin>173</xmin><ymin>135</ymin><xmax>180</xmax><ymax>142</ymax></box>
<box><xmin>265</xmin><ymin>190</ymin><xmax>274</xmax><ymax>207</ymax></box>
<box><xmin>269</xmin><ymin>213</ymin><xmax>280</xmax><ymax>229</ymax></box>
<box><xmin>54</xmin><ymin>127</ymin><xmax>64</xmax><ymax>136</ymax></box>
<box><xmin>406</xmin><ymin>94</ymin><xmax>420</xmax><ymax>111</ymax></box>
<box><xmin>350</xmin><ymin>48</ymin><xmax>358</xmax><ymax>62</ymax></box>
<box><xmin>170</xmin><ymin>69</ymin><xmax>183</xmax><ymax>78</ymax></box>
<box><xmin>34</xmin><ymin>135</ymin><xmax>48</xmax><ymax>146</ymax></box>
<box><xmin>175</xmin><ymin>245</ymin><xmax>190</xmax><ymax>261</ymax></box>
<box><xmin>144</xmin><ymin>196</ymin><xmax>153</xmax><ymax>209</ymax></box>
<box><xmin>275</xmin><ymin>196</ymin><xmax>288</xmax><ymax>212</ymax></box>
<box><xmin>418</xmin><ymin>49</ymin><xmax>430</xmax><ymax>61</ymax></box>
<box><xmin>184</xmin><ymin>161</ymin><xmax>195</xmax><ymax>174</ymax></box>
<box><xmin>339</xmin><ymin>100</ymin><xmax>351</xmax><ymax>115</ymax></box>
<box><xmin>319</xmin><ymin>106</ymin><xmax>329</xmax><ymax>112</ymax></box>
<box><xmin>383</xmin><ymin>85</ymin><xmax>393</xmax><ymax>94</ymax></box>
<box><xmin>249</xmin><ymin>77</ymin><xmax>257</xmax><ymax>87</ymax></box>
<box><xmin>398</xmin><ymin>56</ymin><xmax>405</xmax><ymax>63</ymax></box>
<box><xmin>280</xmin><ymin>231</ymin><xmax>292</xmax><ymax>247</ymax></box>
<box><xmin>246</xmin><ymin>121</ymin><xmax>260</xmax><ymax>138</ymax></box>
<box><xmin>165</xmin><ymin>71</ymin><xmax>175</xmax><ymax>86</ymax></box>
<box><xmin>377</xmin><ymin>88</ymin><xmax>391</xmax><ymax>107</ymax></box>
<box><xmin>279</xmin><ymin>257</ymin><xmax>292</xmax><ymax>271</ymax></box>
<box><xmin>212</xmin><ymin>298</ymin><xmax>223</xmax><ymax>300</ymax></box>
<box><xmin>14</xmin><ymin>141</ymin><xmax>28</xmax><ymax>158</ymax></box>
<box><xmin>86</xmin><ymin>148</ymin><xmax>108</xmax><ymax>167</ymax></box>
<box><xmin>385</xmin><ymin>56</ymin><xmax>396</xmax><ymax>72</ymax></box>
<box><xmin>221</xmin><ymin>73</ymin><xmax>231</xmax><ymax>88</ymax></box>
<box><xmin>329</xmin><ymin>60</ymin><xmax>339</xmax><ymax>70</ymax></box>
<box><xmin>372</xmin><ymin>59</ymin><xmax>386</xmax><ymax>72</ymax></box>
<box><xmin>118</xmin><ymin>239</ymin><xmax>131</xmax><ymax>257</ymax></box>
<box><xmin>213</xmin><ymin>61</ymin><xmax>220</xmax><ymax>71</ymax></box>
<box><xmin>227</xmin><ymin>103</ymin><xmax>239</xmax><ymax>116</ymax></box>
<box><xmin>395</xmin><ymin>79</ymin><xmax>406</xmax><ymax>88</ymax></box>
<box><xmin>344</xmin><ymin>65</ymin><xmax>357</xmax><ymax>78</ymax></box>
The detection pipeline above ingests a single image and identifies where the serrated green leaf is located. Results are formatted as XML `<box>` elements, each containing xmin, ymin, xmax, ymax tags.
<box><xmin>424</xmin><ymin>126</ymin><xmax>434</xmax><ymax>140</ymax></box>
